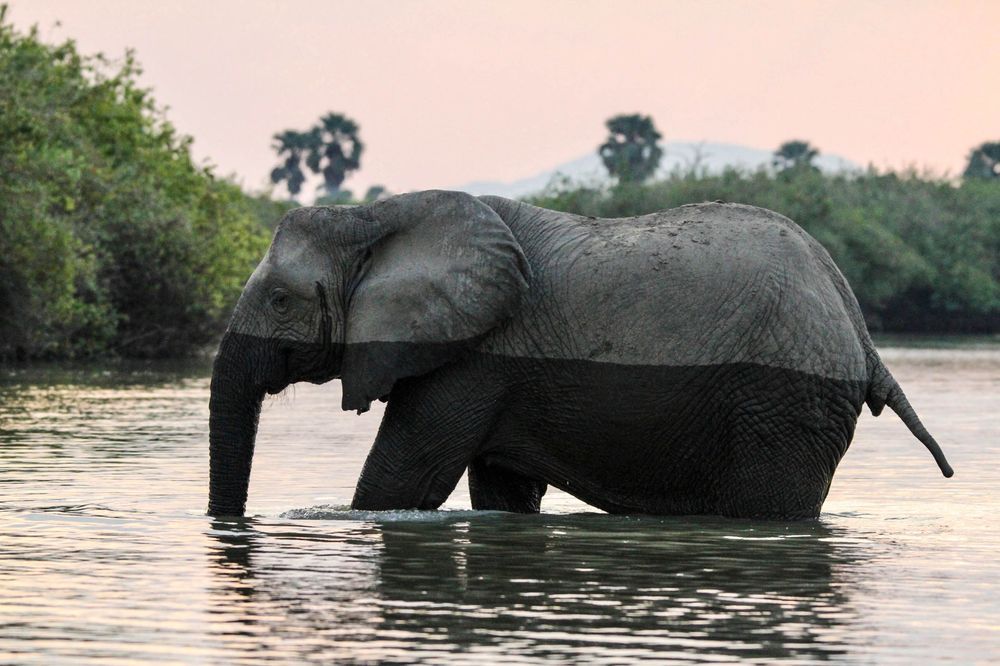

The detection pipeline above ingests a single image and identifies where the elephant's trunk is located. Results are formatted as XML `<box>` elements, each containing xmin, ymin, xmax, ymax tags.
<box><xmin>208</xmin><ymin>332</ymin><xmax>269</xmax><ymax>516</ymax></box>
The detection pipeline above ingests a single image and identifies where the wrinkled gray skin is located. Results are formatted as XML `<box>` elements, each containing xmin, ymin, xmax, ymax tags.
<box><xmin>208</xmin><ymin>190</ymin><xmax>952</xmax><ymax>519</ymax></box>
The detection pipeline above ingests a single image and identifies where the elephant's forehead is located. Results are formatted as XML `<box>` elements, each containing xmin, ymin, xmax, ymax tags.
<box><xmin>270</xmin><ymin>224</ymin><xmax>335</xmax><ymax>268</ymax></box>
<box><xmin>242</xmin><ymin>235</ymin><xmax>333</xmax><ymax>298</ymax></box>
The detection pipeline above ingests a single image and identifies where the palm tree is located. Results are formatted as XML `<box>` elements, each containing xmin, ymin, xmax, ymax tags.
<box><xmin>269</xmin><ymin>130</ymin><xmax>311</xmax><ymax>196</ymax></box>
<box><xmin>963</xmin><ymin>142</ymin><xmax>1000</xmax><ymax>180</ymax></box>
<box><xmin>772</xmin><ymin>140</ymin><xmax>820</xmax><ymax>172</ymax></box>
<box><xmin>598</xmin><ymin>114</ymin><xmax>663</xmax><ymax>183</ymax></box>
<box><xmin>305</xmin><ymin>113</ymin><xmax>364</xmax><ymax>196</ymax></box>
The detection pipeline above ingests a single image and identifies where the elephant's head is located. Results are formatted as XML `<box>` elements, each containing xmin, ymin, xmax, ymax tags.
<box><xmin>208</xmin><ymin>190</ymin><xmax>530</xmax><ymax>516</ymax></box>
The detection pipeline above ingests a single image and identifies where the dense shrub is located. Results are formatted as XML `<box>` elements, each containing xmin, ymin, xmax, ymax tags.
<box><xmin>529</xmin><ymin>168</ymin><xmax>1000</xmax><ymax>333</ymax></box>
<box><xmin>0</xmin><ymin>12</ymin><xmax>272</xmax><ymax>359</ymax></box>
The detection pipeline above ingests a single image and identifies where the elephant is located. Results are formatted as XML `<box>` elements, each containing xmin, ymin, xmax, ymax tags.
<box><xmin>207</xmin><ymin>190</ymin><xmax>952</xmax><ymax>519</ymax></box>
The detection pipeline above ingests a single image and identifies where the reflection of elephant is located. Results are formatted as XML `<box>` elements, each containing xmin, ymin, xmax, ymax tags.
<box><xmin>206</xmin><ymin>516</ymin><xmax>864</xmax><ymax>661</ymax></box>
<box><xmin>208</xmin><ymin>190</ymin><xmax>952</xmax><ymax>518</ymax></box>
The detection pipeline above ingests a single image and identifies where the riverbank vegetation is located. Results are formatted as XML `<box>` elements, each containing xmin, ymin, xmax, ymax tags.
<box><xmin>0</xmin><ymin>11</ymin><xmax>277</xmax><ymax>360</ymax></box>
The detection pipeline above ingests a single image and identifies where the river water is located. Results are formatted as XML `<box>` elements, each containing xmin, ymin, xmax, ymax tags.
<box><xmin>0</xmin><ymin>341</ymin><xmax>997</xmax><ymax>664</ymax></box>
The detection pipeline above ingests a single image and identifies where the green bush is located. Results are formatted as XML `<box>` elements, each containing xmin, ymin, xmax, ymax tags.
<box><xmin>0</xmin><ymin>11</ymin><xmax>272</xmax><ymax>360</ymax></box>
<box><xmin>529</xmin><ymin>167</ymin><xmax>1000</xmax><ymax>334</ymax></box>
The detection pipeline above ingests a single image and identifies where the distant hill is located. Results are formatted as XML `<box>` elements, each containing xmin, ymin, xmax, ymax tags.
<box><xmin>455</xmin><ymin>141</ymin><xmax>859</xmax><ymax>198</ymax></box>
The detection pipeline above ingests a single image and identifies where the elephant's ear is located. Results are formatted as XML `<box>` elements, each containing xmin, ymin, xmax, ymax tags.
<box><xmin>341</xmin><ymin>191</ymin><xmax>529</xmax><ymax>412</ymax></box>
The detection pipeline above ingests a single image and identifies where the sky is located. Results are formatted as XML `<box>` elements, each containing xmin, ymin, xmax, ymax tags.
<box><xmin>8</xmin><ymin>0</ymin><xmax>1000</xmax><ymax>196</ymax></box>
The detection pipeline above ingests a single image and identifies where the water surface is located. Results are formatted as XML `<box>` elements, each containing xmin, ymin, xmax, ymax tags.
<box><xmin>0</xmin><ymin>342</ymin><xmax>997</xmax><ymax>663</ymax></box>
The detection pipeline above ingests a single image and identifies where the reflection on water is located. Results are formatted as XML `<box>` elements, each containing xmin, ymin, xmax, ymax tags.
<box><xmin>207</xmin><ymin>516</ymin><xmax>862</xmax><ymax>663</ymax></box>
<box><xmin>1</xmin><ymin>343</ymin><xmax>998</xmax><ymax>663</ymax></box>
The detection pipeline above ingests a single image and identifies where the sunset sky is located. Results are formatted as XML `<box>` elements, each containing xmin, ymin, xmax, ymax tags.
<box><xmin>9</xmin><ymin>0</ymin><xmax>999</xmax><ymax>196</ymax></box>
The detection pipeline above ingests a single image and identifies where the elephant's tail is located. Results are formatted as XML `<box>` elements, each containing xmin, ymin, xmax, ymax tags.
<box><xmin>866</xmin><ymin>359</ymin><xmax>954</xmax><ymax>478</ymax></box>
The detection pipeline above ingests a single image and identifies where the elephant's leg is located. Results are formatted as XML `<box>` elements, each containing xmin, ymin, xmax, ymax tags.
<box><xmin>468</xmin><ymin>457</ymin><xmax>547</xmax><ymax>513</ymax></box>
<box><xmin>717</xmin><ymin>370</ymin><xmax>862</xmax><ymax>519</ymax></box>
<box><xmin>351</xmin><ymin>364</ymin><xmax>502</xmax><ymax>511</ymax></box>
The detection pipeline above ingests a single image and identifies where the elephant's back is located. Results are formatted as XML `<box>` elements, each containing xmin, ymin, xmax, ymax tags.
<box><xmin>481</xmin><ymin>200</ymin><xmax>867</xmax><ymax>382</ymax></box>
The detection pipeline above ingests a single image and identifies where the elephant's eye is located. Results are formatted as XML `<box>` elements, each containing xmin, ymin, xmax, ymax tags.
<box><xmin>270</xmin><ymin>289</ymin><xmax>291</xmax><ymax>314</ymax></box>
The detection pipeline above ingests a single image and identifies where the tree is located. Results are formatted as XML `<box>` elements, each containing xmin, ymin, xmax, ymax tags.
<box><xmin>315</xmin><ymin>189</ymin><xmax>354</xmax><ymax>205</ymax></box>
<box><xmin>598</xmin><ymin>114</ymin><xmax>663</xmax><ymax>183</ymax></box>
<box><xmin>363</xmin><ymin>185</ymin><xmax>388</xmax><ymax>202</ymax></box>
<box><xmin>305</xmin><ymin>113</ymin><xmax>364</xmax><ymax>196</ymax></box>
<box><xmin>963</xmin><ymin>142</ymin><xmax>1000</xmax><ymax>180</ymax></box>
<box><xmin>0</xmin><ymin>10</ymin><xmax>269</xmax><ymax>359</ymax></box>
<box><xmin>772</xmin><ymin>140</ymin><xmax>820</xmax><ymax>172</ymax></box>
<box><xmin>269</xmin><ymin>130</ymin><xmax>311</xmax><ymax>195</ymax></box>
<box><xmin>270</xmin><ymin>112</ymin><xmax>364</xmax><ymax>198</ymax></box>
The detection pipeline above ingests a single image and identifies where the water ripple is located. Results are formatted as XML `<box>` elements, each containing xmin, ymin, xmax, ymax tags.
<box><xmin>0</xmin><ymin>349</ymin><xmax>998</xmax><ymax>663</ymax></box>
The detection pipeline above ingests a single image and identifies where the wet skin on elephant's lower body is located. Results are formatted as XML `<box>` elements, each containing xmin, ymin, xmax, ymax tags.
<box><xmin>468</xmin><ymin>457</ymin><xmax>547</xmax><ymax>513</ymax></box>
<box><xmin>350</xmin><ymin>352</ymin><xmax>866</xmax><ymax>519</ymax></box>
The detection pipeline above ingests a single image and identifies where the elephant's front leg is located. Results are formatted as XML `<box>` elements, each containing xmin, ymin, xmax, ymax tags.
<box><xmin>350</xmin><ymin>366</ymin><xmax>501</xmax><ymax>511</ymax></box>
<box><xmin>469</xmin><ymin>457</ymin><xmax>546</xmax><ymax>513</ymax></box>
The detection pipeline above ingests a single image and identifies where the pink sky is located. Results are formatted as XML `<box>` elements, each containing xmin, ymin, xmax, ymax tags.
<box><xmin>9</xmin><ymin>0</ymin><xmax>1000</xmax><ymax>195</ymax></box>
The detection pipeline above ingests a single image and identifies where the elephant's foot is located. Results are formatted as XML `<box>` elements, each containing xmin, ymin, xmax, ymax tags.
<box><xmin>469</xmin><ymin>457</ymin><xmax>546</xmax><ymax>513</ymax></box>
<box><xmin>351</xmin><ymin>472</ymin><xmax>460</xmax><ymax>511</ymax></box>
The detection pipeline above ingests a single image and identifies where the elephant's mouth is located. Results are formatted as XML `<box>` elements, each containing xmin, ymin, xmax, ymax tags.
<box><xmin>265</xmin><ymin>341</ymin><xmax>343</xmax><ymax>393</ymax></box>
<box><xmin>287</xmin><ymin>342</ymin><xmax>343</xmax><ymax>386</ymax></box>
